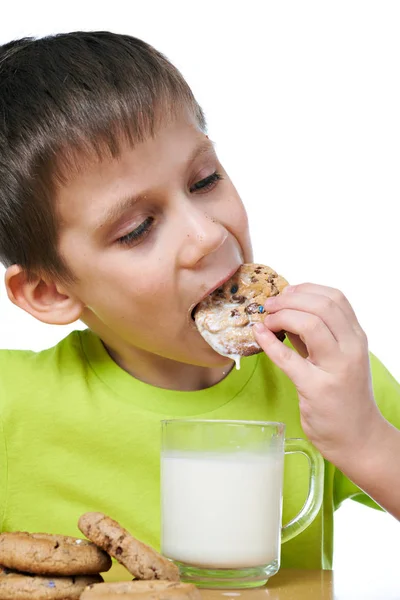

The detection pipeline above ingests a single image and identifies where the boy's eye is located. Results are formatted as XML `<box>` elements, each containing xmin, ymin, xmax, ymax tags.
<box><xmin>117</xmin><ymin>216</ymin><xmax>154</xmax><ymax>246</ymax></box>
<box><xmin>115</xmin><ymin>172</ymin><xmax>221</xmax><ymax>247</ymax></box>
<box><xmin>190</xmin><ymin>171</ymin><xmax>222</xmax><ymax>193</ymax></box>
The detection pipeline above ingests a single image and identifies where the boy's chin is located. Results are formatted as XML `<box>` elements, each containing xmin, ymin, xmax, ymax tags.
<box><xmin>190</xmin><ymin>343</ymin><xmax>237</xmax><ymax>369</ymax></box>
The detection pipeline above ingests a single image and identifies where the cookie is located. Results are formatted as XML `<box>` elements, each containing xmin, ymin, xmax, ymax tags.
<box><xmin>81</xmin><ymin>581</ymin><xmax>201</xmax><ymax>600</ymax></box>
<box><xmin>194</xmin><ymin>263</ymin><xmax>288</xmax><ymax>365</ymax></box>
<box><xmin>78</xmin><ymin>513</ymin><xmax>180</xmax><ymax>582</ymax></box>
<box><xmin>0</xmin><ymin>568</ymin><xmax>102</xmax><ymax>600</ymax></box>
<box><xmin>0</xmin><ymin>532</ymin><xmax>111</xmax><ymax>576</ymax></box>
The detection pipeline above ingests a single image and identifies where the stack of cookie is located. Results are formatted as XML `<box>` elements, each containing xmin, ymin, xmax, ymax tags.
<box><xmin>0</xmin><ymin>513</ymin><xmax>201</xmax><ymax>600</ymax></box>
<box><xmin>0</xmin><ymin>532</ymin><xmax>111</xmax><ymax>600</ymax></box>
<box><xmin>81</xmin><ymin>580</ymin><xmax>201</xmax><ymax>600</ymax></box>
<box><xmin>78</xmin><ymin>512</ymin><xmax>201</xmax><ymax>600</ymax></box>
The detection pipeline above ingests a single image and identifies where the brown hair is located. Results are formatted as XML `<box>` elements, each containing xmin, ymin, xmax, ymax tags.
<box><xmin>0</xmin><ymin>31</ymin><xmax>206</xmax><ymax>281</ymax></box>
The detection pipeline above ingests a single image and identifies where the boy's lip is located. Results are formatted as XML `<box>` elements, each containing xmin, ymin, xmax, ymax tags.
<box><xmin>189</xmin><ymin>264</ymin><xmax>242</xmax><ymax>322</ymax></box>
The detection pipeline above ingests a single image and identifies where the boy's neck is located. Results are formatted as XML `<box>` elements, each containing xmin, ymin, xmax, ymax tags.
<box><xmin>101</xmin><ymin>338</ymin><xmax>233</xmax><ymax>392</ymax></box>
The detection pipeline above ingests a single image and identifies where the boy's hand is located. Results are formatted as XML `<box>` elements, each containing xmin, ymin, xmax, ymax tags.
<box><xmin>253</xmin><ymin>283</ymin><xmax>384</xmax><ymax>469</ymax></box>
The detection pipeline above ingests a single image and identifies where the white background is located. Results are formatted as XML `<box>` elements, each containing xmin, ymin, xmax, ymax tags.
<box><xmin>0</xmin><ymin>2</ymin><xmax>399</xmax><ymax>597</ymax></box>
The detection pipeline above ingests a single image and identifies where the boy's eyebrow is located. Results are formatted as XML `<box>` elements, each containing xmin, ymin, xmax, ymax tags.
<box><xmin>187</xmin><ymin>138</ymin><xmax>216</xmax><ymax>167</ymax></box>
<box><xmin>94</xmin><ymin>139</ymin><xmax>216</xmax><ymax>234</ymax></box>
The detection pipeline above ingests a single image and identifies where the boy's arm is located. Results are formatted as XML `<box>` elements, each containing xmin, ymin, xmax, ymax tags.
<box><xmin>334</xmin><ymin>417</ymin><xmax>400</xmax><ymax>518</ymax></box>
<box><xmin>253</xmin><ymin>283</ymin><xmax>400</xmax><ymax>519</ymax></box>
<box><xmin>334</xmin><ymin>352</ymin><xmax>400</xmax><ymax>518</ymax></box>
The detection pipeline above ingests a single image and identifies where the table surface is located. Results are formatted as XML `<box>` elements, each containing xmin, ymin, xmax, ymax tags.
<box><xmin>104</xmin><ymin>563</ymin><xmax>400</xmax><ymax>600</ymax></box>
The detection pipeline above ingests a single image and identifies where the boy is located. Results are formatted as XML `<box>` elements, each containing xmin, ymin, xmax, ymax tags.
<box><xmin>0</xmin><ymin>31</ymin><xmax>399</xmax><ymax>570</ymax></box>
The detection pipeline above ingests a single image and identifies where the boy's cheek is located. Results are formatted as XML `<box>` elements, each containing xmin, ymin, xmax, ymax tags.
<box><xmin>232</xmin><ymin>208</ymin><xmax>253</xmax><ymax>262</ymax></box>
<box><xmin>218</xmin><ymin>191</ymin><xmax>252</xmax><ymax>258</ymax></box>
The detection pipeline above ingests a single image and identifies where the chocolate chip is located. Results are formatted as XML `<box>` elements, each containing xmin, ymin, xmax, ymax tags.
<box><xmin>267</xmin><ymin>274</ymin><xmax>276</xmax><ymax>283</ymax></box>
<box><xmin>245</xmin><ymin>303</ymin><xmax>259</xmax><ymax>314</ymax></box>
<box><xmin>54</xmin><ymin>542</ymin><xmax>59</xmax><ymax>549</ymax></box>
<box><xmin>230</xmin><ymin>309</ymin><xmax>240</xmax><ymax>317</ymax></box>
<box><xmin>232</xmin><ymin>294</ymin><xmax>246</xmax><ymax>304</ymax></box>
<box><xmin>271</xmin><ymin>284</ymin><xmax>279</xmax><ymax>296</ymax></box>
<box><xmin>255</xmin><ymin>268</ymin><xmax>262</xmax><ymax>274</ymax></box>
<box><xmin>251</xmin><ymin>276</ymin><xmax>259</xmax><ymax>283</ymax></box>
<box><xmin>115</xmin><ymin>546</ymin><xmax>123</xmax><ymax>556</ymax></box>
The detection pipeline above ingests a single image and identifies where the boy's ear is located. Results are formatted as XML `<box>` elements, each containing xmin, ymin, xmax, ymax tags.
<box><xmin>5</xmin><ymin>265</ymin><xmax>84</xmax><ymax>325</ymax></box>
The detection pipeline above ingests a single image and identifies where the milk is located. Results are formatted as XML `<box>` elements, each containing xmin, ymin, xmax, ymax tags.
<box><xmin>161</xmin><ymin>451</ymin><xmax>283</xmax><ymax>568</ymax></box>
<box><xmin>199</xmin><ymin>329</ymin><xmax>242</xmax><ymax>369</ymax></box>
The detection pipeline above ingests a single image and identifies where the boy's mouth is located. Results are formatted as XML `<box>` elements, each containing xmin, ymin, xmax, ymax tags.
<box><xmin>190</xmin><ymin>265</ymin><xmax>242</xmax><ymax>322</ymax></box>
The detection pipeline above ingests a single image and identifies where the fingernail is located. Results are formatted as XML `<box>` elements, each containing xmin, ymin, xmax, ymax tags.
<box><xmin>264</xmin><ymin>297</ymin><xmax>275</xmax><ymax>306</ymax></box>
<box><xmin>253</xmin><ymin>323</ymin><xmax>266</xmax><ymax>334</ymax></box>
<box><xmin>282</xmin><ymin>285</ymin><xmax>294</xmax><ymax>294</ymax></box>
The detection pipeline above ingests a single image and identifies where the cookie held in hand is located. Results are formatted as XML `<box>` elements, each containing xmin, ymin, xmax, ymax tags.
<box><xmin>194</xmin><ymin>263</ymin><xmax>288</xmax><ymax>366</ymax></box>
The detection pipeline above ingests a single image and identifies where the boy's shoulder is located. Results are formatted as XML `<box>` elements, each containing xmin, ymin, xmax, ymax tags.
<box><xmin>0</xmin><ymin>330</ymin><xmax>90</xmax><ymax>406</ymax></box>
<box><xmin>0</xmin><ymin>329</ymin><xmax>85</xmax><ymax>368</ymax></box>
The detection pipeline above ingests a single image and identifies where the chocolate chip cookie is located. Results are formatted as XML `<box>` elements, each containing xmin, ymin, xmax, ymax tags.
<box><xmin>194</xmin><ymin>263</ymin><xmax>288</xmax><ymax>363</ymax></box>
<box><xmin>0</xmin><ymin>532</ymin><xmax>111</xmax><ymax>576</ymax></box>
<box><xmin>0</xmin><ymin>567</ymin><xmax>102</xmax><ymax>600</ymax></box>
<box><xmin>81</xmin><ymin>581</ymin><xmax>201</xmax><ymax>600</ymax></box>
<box><xmin>78</xmin><ymin>513</ymin><xmax>180</xmax><ymax>582</ymax></box>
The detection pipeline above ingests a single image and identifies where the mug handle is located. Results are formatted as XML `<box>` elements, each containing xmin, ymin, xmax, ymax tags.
<box><xmin>281</xmin><ymin>438</ymin><xmax>325</xmax><ymax>544</ymax></box>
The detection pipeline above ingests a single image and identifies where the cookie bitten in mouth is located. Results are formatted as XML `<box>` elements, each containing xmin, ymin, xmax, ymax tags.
<box><xmin>194</xmin><ymin>263</ymin><xmax>288</xmax><ymax>368</ymax></box>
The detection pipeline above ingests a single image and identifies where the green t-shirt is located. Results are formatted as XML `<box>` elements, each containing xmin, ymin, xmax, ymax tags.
<box><xmin>0</xmin><ymin>329</ymin><xmax>399</xmax><ymax>569</ymax></box>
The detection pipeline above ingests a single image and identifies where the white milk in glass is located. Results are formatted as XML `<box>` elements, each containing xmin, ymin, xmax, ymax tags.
<box><xmin>161</xmin><ymin>451</ymin><xmax>284</xmax><ymax>568</ymax></box>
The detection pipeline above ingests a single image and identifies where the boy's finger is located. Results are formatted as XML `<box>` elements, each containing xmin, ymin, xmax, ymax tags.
<box><xmin>287</xmin><ymin>333</ymin><xmax>309</xmax><ymax>358</ymax></box>
<box><xmin>262</xmin><ymin>309</ymin><xmax>339</xmax><ymax>368</ymax></box>
<box><xmin>282</xmin><ymin>283</ymin><xmax>364</xmax><ymax>335</ymax></box>
<box><xmin>265</xmin><ymin>290</ymin><xmax>357</xmax><ymax>344</ymax></box>
<box><xmin>253</xmin><ymin>324</ymin><xmax>312</xmax><ymax>385</ymax></box>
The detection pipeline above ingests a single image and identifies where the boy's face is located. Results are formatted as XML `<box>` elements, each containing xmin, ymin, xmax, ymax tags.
<box><xmin>56</xmin><ymin>112</ymin><xmax>253</xmax><ymax>367</ymax></box>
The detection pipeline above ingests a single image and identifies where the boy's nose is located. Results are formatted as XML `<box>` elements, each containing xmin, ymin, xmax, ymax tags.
<box><xmin>177</xmin><ymin>208</ymin><xmax>228</xmax><ymax>268</ymax></box>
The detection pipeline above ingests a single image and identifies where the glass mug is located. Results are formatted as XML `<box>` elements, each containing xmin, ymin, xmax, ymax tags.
<box><xmin>160</xmin><ymin>419</ymin><xmax>324</xmax><ymax>589</ymax></box>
